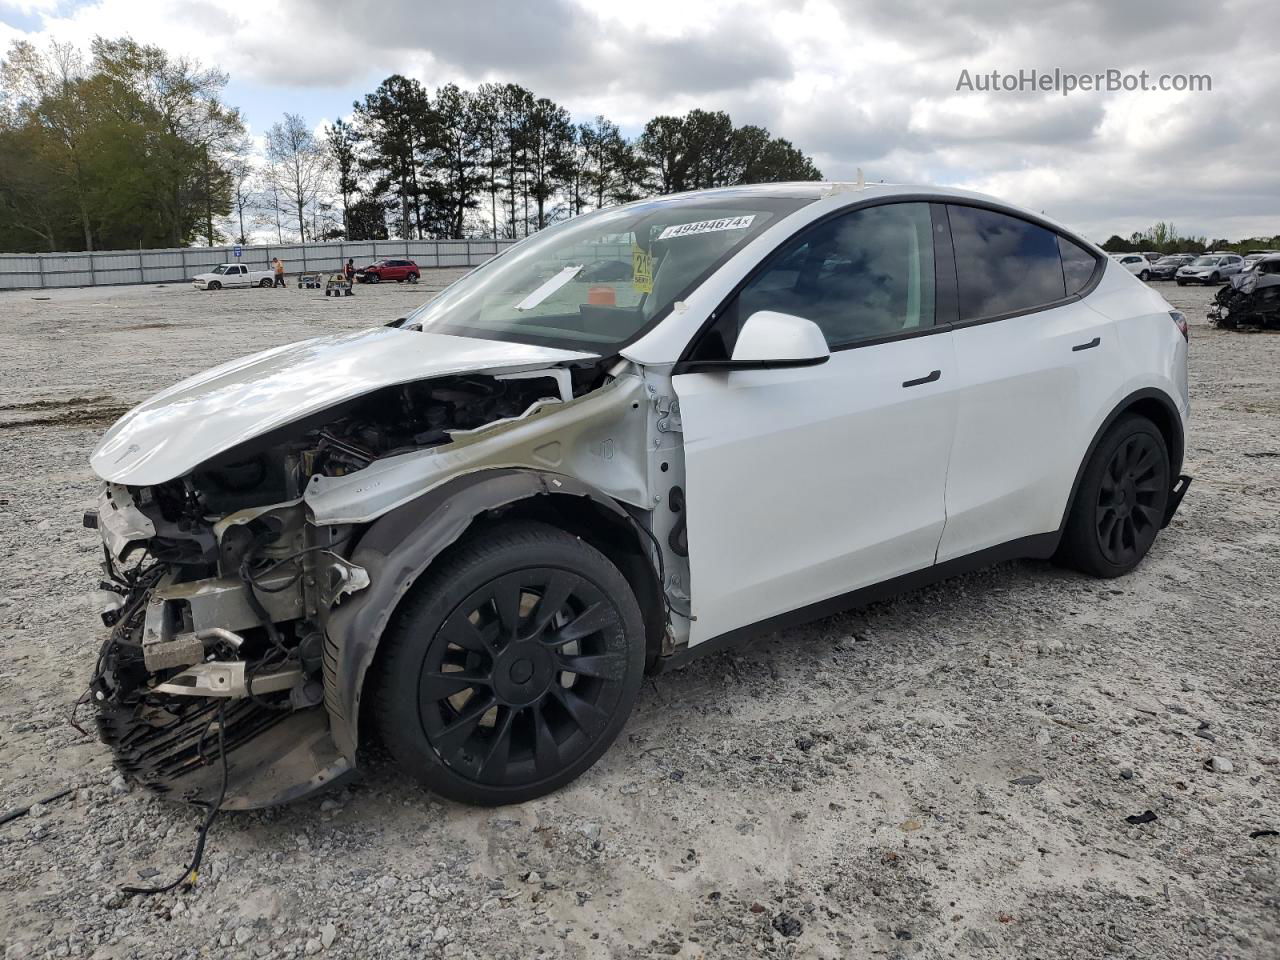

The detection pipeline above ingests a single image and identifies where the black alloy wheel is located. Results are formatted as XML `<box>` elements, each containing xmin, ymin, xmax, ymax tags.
<box><xmin>1095</xmin><ymin>432</ymin><xmax>1167</xmax><ymax>567</ymax></box>
<box><xmin>1056</xmin><ymin>414</ymin><xmax>1170</xmax><ymax>578</ymax></box>
<box><xmin>374</xmin><ymin>522</ymin><xmax>644</xmax><ymax>805</ymax></box>
<box><xmin>367</xmin><ymin>272</ymin><xmax>380</xmax><ymax>283</ymax></box>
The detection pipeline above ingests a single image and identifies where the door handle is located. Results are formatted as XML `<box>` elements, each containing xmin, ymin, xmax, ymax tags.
<box><xmin>1072</xmin><ymin>337</ymin><xmax>1101</xmax><ymax>352</ymax></box>
<box><xmin>902</xmin><ymin>370</ymin><xmax>941</xmax><ymax>388</ymax></box>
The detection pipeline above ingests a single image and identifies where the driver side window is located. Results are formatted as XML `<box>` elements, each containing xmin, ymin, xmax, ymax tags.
<box><xmin>689</xmin><ymin>202</ymin><xmax>936</xmax><ymax>360</ymax></box>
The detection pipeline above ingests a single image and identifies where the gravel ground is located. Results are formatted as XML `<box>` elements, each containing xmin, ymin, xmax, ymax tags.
<box><xmin>0</xmin><ymin>276</ymin><xmax>1277</xmax><ymax>960</ymax></box>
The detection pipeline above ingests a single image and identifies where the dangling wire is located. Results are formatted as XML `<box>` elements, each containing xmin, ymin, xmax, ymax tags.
<box><xmin>121</xmin><ymin>703</ymin><xmax>229</xmax><ymax>897</ymax></box>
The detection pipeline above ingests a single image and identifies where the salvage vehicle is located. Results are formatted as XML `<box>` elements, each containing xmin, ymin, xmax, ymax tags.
<box><xmin>191</xmin><ymin>263</ymin><xmax>275</xmax><ymax>290</ymax></box>
<box><xmin>1176</xmin><ymin>253</ymin><xmax>1244</xmax><ymax>285</ymax></box>
<box><xmin>1209</xmin><ymin>254</ymin><xmax>1280</xmax><ymax>329</ymax></box>
<box><xmin>85</xmin><ymin>184</ymin><xmax>1191</xmax><ymax>810</ymax></box>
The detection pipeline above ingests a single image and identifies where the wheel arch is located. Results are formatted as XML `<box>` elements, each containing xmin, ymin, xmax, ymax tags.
<box><xmin>1058</xmin><ymin>387</ymin><xmax>1185</xmax><ymax>532</ymax></box>
<box><xmin>323</xmin><ymin>467</ymin><xmax>664</xmax><ymax>761</ymax></box>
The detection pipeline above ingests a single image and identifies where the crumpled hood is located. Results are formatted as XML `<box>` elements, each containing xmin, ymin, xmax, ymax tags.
<box><xmin>91</xmin><ymin>326</ymin><xmax>596</xmax><ymax>485</ymax></box>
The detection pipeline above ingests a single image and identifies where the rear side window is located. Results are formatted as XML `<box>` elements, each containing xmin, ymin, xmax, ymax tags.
<box><xmin>948</xmin><ymin>205</ymin><xmax>1066</xmax><ymax>321</ymax></box>
<box><xmin>1060</xmin><ymin>236</ymin><xmax>1100</xmax><ymax>295</ymax></box>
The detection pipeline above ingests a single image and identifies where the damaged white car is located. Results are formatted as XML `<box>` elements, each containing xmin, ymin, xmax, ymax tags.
<box><xmin>85</xmin><ymin>184</ymin><xmax>1191</xmax><ymax>810</ymax></box>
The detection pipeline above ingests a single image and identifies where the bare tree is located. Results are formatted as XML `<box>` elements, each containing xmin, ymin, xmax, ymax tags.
<box><xmin>265</xmin><ymin>113</ymin><xmax>330</xmax><ymax>242</ymax></box>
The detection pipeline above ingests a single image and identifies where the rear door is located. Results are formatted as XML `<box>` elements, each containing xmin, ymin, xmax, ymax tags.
<box><xmin>936</xmin><ymin>204</ymin><xmax>1119</xmax><ymax>562</ymax></box>
<box><xmin>674</xmin><ymin>201</ymin><xmax>959</xmax><ymax>644</ymax></box>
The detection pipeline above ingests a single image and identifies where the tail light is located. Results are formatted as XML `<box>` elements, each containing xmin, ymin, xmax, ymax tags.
<box><xmin>1170</xmin><ymin>310</ymin><xmax>1188</xmax><ymax>341</ymax></box>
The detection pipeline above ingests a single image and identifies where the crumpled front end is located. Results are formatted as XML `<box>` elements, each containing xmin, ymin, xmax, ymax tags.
<box><xmin>87</xmin><ymin>480</ymin><xmax>358</xmax><ymax>809</ymax></box>
<box><xmin>83</xmin><ymin>353</ymin><xmax>636</xmax><ymax>809</ymax></box>
<box><xmin>1209</xmin><ymin>272</ymin><xmax>1280</xmax><ymax>330</ymax></box>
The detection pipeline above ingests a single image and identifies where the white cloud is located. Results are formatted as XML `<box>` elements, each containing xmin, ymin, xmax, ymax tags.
<box><xmin>3</xmin><ymin>0</ymin><xmax>1277</xmax><ymax>240</ymax></box>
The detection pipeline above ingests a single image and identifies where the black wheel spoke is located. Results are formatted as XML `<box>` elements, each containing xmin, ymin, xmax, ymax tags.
<box><xmin>442</xmin><ymin>615</ymin><xmax>493</xmax><ymax>656</ymax></box>
<box><xmin>420</xmin><ymin>670</ymin><xmax>491</xmax><ymax>702</ymax></box>
<box><xmin>434</xmin><ymin>694</ymin><xmax>495</xmax><ymax>755</ymax></box>
<box><xmin>558</xmin><ymin>653</ymin><xmax>627</xmax><ymax>681</ymax></box>
<box><xmin>547</xmin><ymin>601</ymin><xmax>614</xmax><ymax>647</ymax></box>
<box><xmin>550</xmin><ymin>683</ymin><xmax>609</xmax><ymax>736</ymax></box>
<box><xmin>491</xmin><ymin>574</ymin><xmax>525</xmax><ymax>641</ymax></box>
<box><xmin>531</xmin><ymin>703</ymin><xmax>562</xmax><ymax>778</ymax></box>
<box><xmin>528</xmin><ymin>571</ymin><xmax>577</xmax><ymax>636</ymax></box>
<box><xmin>476</xmin><ymin>707</ymin><xmax>515</xmax><ymax>781</ymax></box>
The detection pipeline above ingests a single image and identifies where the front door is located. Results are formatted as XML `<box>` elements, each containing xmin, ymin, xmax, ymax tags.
<box><xmin>674</xmin><ymin>201</ymin><xmax>958</xmax><ymax>645</ymax></box>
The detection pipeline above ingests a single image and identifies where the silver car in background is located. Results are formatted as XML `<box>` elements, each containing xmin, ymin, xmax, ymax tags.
<box><xmin>1176</xmin><ymin>253</ymin><xmax>1244</xmax><ymax>286</ymax></box>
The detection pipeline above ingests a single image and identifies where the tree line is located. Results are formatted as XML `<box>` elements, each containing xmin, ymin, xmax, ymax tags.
<box><xmin>0</xmin><ymin>37</ymin><xmax>822</xmax><ymax>253</ymax></box>
<box><xmin>1101</xmin><ymin>221</ymin><xmax>1280</xmax><ymax>256</ymax></box>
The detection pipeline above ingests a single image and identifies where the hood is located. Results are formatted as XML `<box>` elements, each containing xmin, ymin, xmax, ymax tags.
<box><xmin>91</xmin><ymin>326</ymin><xmax>597</xmax><ymax>485</ymax></box>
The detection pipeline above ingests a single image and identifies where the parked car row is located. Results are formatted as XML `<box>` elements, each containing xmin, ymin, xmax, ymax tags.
<box><xmin>192</xmin><ymin>259</ymin><xmax>422</xmax><ymax>290</ymax></box>
<box><xmin>1111</xmin><ymin>249</ymin><xmax>1280</xmax><ymax>286</ymax></box>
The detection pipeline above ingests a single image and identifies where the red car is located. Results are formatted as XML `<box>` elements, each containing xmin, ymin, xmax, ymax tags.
<box><xmin>357</xmin><ymin>258</ymin><xmax>419</xmax><ymax>283</ymax></box>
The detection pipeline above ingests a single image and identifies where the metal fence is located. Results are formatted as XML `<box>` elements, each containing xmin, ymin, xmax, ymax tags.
<box><xmin>0</xmin><ymin>238</ymin><xmax>520</xmax><ymax>291</ymax></box>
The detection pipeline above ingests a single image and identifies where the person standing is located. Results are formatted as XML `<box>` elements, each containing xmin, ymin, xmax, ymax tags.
<box><xmin>344</xmin><ymin>258</ymin><xmax>355</xmax><ymax>283</ymax></box>
<box><xmin>273</xmin><ymin>257</ymin><xmax>286</xmax><ymax>288</ymax></box>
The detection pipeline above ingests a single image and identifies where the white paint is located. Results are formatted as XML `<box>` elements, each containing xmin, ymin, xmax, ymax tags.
<box><xmin>675</xmin><ymin>331</ymin><xmax>958</xmax><ymax>645</ymax></box>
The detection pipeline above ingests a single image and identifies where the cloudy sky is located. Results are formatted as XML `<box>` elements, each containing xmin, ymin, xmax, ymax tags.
<box><xmin>2</xmin><ymin>0</ymin><xmax>1277</xmax><ymax>242</ymax></box>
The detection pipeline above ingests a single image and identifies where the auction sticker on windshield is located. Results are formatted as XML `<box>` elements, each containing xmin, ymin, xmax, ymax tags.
<box><xmin>657</xmin><ymin>215</ymin><xmax>756</xmax><ymax>240</ymax></box>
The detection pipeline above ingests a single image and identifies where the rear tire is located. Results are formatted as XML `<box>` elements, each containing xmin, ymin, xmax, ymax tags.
<box><xmin>407</xmin><ymin>272</ymin><xmax>419</xmax><ymax>283</ymax></box>
<box><xmin>373</xmin><ymin>521</ymin><xmax>646</xmax><ymax>805</ymax></box>
<box><xmin>1139</xmin><ymin>270</ymin><xmax>1150</xmax><ymax>281</ymax></box>
<box><xmin>1055</xmin><ymin>414</ymin><xmax>1170</xmax><ymax>578</ymax></box>
<box><xmin>259</xmin><ymin>278</ymin><xmax>272</xmax><ymax>288</ymax></box>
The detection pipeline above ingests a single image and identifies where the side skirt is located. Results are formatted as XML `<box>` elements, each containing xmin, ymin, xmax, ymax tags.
<box><xmin>653</xmin><ymin>531</ymin><xmax>1060</xmax><ymax>673</ymax></box>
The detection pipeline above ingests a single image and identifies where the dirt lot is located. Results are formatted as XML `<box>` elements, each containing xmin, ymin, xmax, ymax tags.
<box><xmin>1</xmin><ymin>276</ymin><xmax>1277</xmax><ymax>960</ymax></box>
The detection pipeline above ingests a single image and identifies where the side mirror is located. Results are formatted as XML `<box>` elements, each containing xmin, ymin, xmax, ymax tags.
<box><xmin>729</xmin><ymin>311</ymin><xmax>830</xmax><ymax>367</ymax></box>
<box><xmin>682</xmin><ymin>311</ymin><xmax>830</xmax><ymax>373</ymax></box>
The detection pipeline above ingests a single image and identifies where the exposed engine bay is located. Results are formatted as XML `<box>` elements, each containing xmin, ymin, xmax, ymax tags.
<box><xmin>85</xmin><ymin>356</ymin><xmax>689</xmax><ymax>809</ymax></box>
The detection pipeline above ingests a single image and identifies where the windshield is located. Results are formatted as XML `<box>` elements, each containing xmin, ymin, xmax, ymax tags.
<box><xmin>404</xmin><ymin>195</ymin><xmax>813</xmax><ymax>351</ymax></box>
<box><xmin>1191</xmin><ymin>257</ymin><xmax>1218</xmax><ymax>267</ymax></box>
<box><xmin>1157</xmin><ymin>256</ymin><xmax>1182</xmax><ymax>264</ymax></box>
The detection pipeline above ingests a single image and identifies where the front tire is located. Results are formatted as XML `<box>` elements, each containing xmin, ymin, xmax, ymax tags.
<box><xmin>1209</xmin><ymin>273</ymin><xmax>1220</xmax><ymax>284</ymax></box>
<box><xmin>367</xmin><ymin>272</ymin><xmax>380</xmax><ymax>283</ymax></box>
<box><xmin>373</xmin><ymin>522</ymin><xmax>645</xmax><ymax>805</ymax></box>
<box><xmin>207</xmin><ymin>280</ymin><xmax>221</xmax><ymax>291</ymax></box>
<box><xmin>1055</xmin><ymin>414</ymin><xmax>1170</xmax><ymax>578</ymax></box>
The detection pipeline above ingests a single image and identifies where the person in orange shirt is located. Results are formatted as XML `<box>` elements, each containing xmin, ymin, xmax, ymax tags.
<box><xmin>272</xmin><ymin>257</ymin><xmax>286</xmax><ymax>288</ymax></box>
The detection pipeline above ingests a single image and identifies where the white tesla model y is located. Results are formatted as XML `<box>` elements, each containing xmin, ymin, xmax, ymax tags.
<box><xmin>86</xmin><ymin>183</ymin><xmax>1191</xmax><ymax>808</ymax></box>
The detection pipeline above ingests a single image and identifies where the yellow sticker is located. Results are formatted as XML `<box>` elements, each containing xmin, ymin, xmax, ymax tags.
<box><xmin>632</xmin><ymin>245</ymin><xmax>653</xmax><ymax>294</ymax></box>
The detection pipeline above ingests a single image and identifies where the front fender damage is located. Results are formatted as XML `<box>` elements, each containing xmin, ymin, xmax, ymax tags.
<box><xmin>87</xmin><ymin>362</ymin><xmax>679</xmax><ymax>809</ymax></box>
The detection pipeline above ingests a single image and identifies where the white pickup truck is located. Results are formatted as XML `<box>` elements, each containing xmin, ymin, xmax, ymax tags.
<box><xmin>191</xmin><ymin>263</ymin><xmax>276</xmax><ymax>290</ymax></box>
